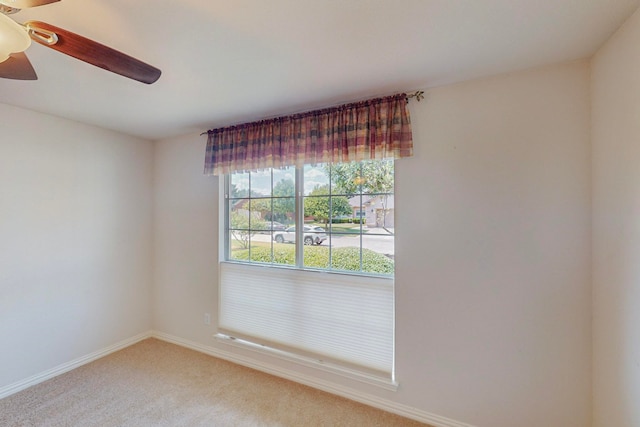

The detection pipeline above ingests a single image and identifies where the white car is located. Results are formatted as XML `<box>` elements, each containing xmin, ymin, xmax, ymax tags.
<box><xmin>273</xmin><ymin>226</ymin><xmax>327</xmax><ymax>245</ymax></box>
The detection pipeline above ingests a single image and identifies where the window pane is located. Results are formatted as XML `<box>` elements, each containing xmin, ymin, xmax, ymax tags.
<box><xmin>273</xmin><ymin>168</ymin><xmax>295</xmax><ymax>197</ymax></box>
<box><xmin>272</xmin><ymin>167</ymin><xmax>295</xmax><ymax>227</ymax></box>
<box><xmin>329</xmin><ymin>244</ymin><xmax>362</xmax><ymax>274</ymax></box>
<box><xmin>361</xmin><ymin>160</ymin><xmax>394</xmax><ymax>195</ymax></box>
<box><xmin>303</xmin><ymin>224</ymin><xmax>329</xmax><ymax>269</ymax></box>
<box><xmin>348</xmin><ymin>197</ymin><xmax>368</xmax><ymax>227</ymax></box>
<box><xmin>329</xmin><ymin>195</ymin><xmax>353</xmax><ymax>228</ymax></box>
<box><xmin>230</xmin><ymin>201</ymin><xmax>250</xmax><ymax>230</ymax></box>
<box><xmin>330</xmin><ymin>162</ymin><xmax>362</xmax><ymax>196</ymax></box>
<box><xmin>250</xmin><ymin>199</ymin><xmax>271</xmax><ymax>231</ymax></box>
<box><xmin>271</xmin><ymin>197</ymin><xmax>295</xmax><ymax>226</ymax></box>
<box><xmin>250</xmin><ymin>170</ymin><xmax>272</xmax><ymax>197</ymax></box>
<box><xmin>328</xmin><ymin>215</ymin><xmax>361</xmax><ymax>236</ymax></box>
<box><xmin>304</xmin><ymin>195</ymin><xmax>330</xmax><ymax>225</ymax></box>
<box><xmin>230</xmin><ymin>172</ymin><xmax>250</xmax><ymax>198</ymax></box>
<box><xmin>272</xmin><ymin>239</ymin><xmax>295</xmax><ymax>266</ymax></box>
<box><xmin>250</xmin><ymin>197</ymin><xmax>274</xmax><ymax>265</ymax></box>
<box><xmin>229</xmin><ymin>227</ymin><xmax>252</xmax><ymax>261</ymax></box>
<box><xmin>304</xmin><ymin>164</ymin><xmax>330</xmax><ymax>196</ymax></box>
<box><xmin>360</xmin><ymin>195</ymin><xmax>394</xmax><ymax>229</ymax></box>
<box><xmin>361</xmin><ymin>235</ymin><xmax>394</xmax><ymax>275</ymax></box>
<box><xmin>248</xmin><ymin>235</ymin><xmax>273</xmax><ymax>263</ymax></box>
<box><xmin>376</xmin><ymin>204</ymin><xmax>395</xmax><ymax>230</ymax></box>
<box><xmin>272</xmin><ymin>225</ymin><xmax>296</xmax><ymax>266</ymax></box>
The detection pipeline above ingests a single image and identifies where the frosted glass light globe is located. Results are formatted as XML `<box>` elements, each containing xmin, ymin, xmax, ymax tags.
<box><xmin>0</xmin><ymin>13</ymin><xmax>31</xmax><ymax>63</ymax></box>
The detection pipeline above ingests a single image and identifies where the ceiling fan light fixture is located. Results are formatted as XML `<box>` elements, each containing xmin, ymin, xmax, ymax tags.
<box><xmin>0</xmin><ymin>12</ymin><xmax>31</xmax><ymax>63</ymax></box>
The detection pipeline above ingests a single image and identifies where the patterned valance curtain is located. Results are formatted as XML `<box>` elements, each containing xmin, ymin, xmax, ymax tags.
<box><xmin>204</xmin><ymin>93</ymin><xmax>413</xmax><ymax>176</ymax></box>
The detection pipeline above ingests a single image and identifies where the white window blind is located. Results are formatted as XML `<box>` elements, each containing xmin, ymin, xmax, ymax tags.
<box><xmin>219</xmin><ymin>262</ymin><xmax>394</xmax><ymax>377</ymax></box>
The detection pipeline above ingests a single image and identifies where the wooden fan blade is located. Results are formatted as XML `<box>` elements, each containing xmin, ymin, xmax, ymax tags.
<box><xmin>0</xmin><ymin>0</ymin><xmax>59</xmax><ymax>8</ymax></box>
<box><xmin>26</xmin><ymin>20</ymin><xmax>161</xmax><ymax>84</ymax></box>
<box><xmin>0</xmin><ymin>52</ymin><xmax>37</xmax><ymax>80</ymax></box>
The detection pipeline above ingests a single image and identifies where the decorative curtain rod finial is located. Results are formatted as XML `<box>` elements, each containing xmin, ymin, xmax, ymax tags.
<box><xmin>406</xmin><ymin>90</ymin><xmax>424</xmax><ymax>102</ymax></box>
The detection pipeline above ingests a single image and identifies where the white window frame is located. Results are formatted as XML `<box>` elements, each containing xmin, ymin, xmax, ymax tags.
<box><xmin>222</xmin><ymin>162</ymin><xmax>394</xmax><ymax>277</ymax></box>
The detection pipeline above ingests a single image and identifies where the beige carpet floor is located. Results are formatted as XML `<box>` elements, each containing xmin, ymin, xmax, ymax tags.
<box><xmin>0</xmin><ymin>338</ymin><xmax>430</xmax><ymax>426</ymax></box>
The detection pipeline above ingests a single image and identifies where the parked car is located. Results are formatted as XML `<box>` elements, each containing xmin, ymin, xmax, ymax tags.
<box><xmin>267</xmin><ymin>221</ymin><xmax>286</xmax><ymax>231</ymax></box>
<box><xmin>255</xmin><ymin>221</ymin><xmax>286</xmax><ymax>233</ymax></box>
<box><xmin>273</xmin><ymin>226</ymin><xmax>327</xmax><ymax>245</ymax></box>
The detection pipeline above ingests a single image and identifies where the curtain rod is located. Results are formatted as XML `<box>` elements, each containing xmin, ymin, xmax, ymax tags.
<box><xmin>200</xmin><ymin>90</ymin><xmax>424</xmax><ymax>136</ymax></box>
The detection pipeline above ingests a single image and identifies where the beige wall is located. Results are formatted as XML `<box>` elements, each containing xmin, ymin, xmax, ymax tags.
<box><xmin>153</xmin><ymin>61</ymin><xmax>592</xmax><ymax>427</ymax></box>
<box><xmin>592</xmin><ymin>7</ymin><xmax>640</xmax><ymax>427</ymax></box>
<box><xmin>152</xmin><ymin>134</ymin><xmax>219</xmax><ymax>339</ymax></box>
<box><xmin>0</xmin><ymin>104</ymin><xmax>154</xmax><ymax>389</ymax></box>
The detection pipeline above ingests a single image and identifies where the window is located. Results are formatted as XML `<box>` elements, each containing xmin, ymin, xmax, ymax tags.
<box><xmin>219</xmin><ymin>159</ymin><xmax>395</xmax><ymax>382</ymax></box>
<box><xmin>225</xmin><ymin>160</ymin><xmax>395</xmax><ymax>276</ymax></box>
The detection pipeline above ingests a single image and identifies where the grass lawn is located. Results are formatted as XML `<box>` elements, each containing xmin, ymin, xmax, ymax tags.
<box><xmin>309</xmin><ymin>223</ymin><xmax>367</xmax><ymax>234</ymax></box>
<box><xmin>231</xmin><ymin>239</ymin><xmax>271</xmax><ymax>250</ymax></box>
<box><xmin>230</xmin><ymin>241</ymin><xmax>393</xmax><ymax>274</ymax></box>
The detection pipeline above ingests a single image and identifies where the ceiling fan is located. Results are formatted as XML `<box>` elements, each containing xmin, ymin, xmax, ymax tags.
<box><xmin>0</xmin><ymin>0</ymin><xmax>161</xmax><ymax>84</ymax></box>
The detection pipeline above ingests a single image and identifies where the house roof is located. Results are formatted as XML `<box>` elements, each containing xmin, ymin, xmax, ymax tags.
<box><xmin>0</xmin><ymin>0</ymin><xmax>638</xmax><ymax>140</ymax></box>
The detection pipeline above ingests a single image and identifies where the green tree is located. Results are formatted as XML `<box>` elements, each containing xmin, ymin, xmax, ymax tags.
<box><xmin>304</xmin><ymin>185</ymin><xmax>351</xmax><ymax>224</ymax></box>
<box><xmin>229</xmin><ymin>211</ymin><xmax>265</xmax><ymax>249</ymax></box>
<box><xmin>326</xmin><ymin>160</ymin><xmax>394</xmax><ymax>232</ymax></box>
<box><xmin>250</xmin><ymin>198</ymin><xmax>272</xmax><ymax>223</ymax></box>
<box><xmin>272</xmin><ymin>178</ymin><xmax>295</xmax><ymax>223</ymax></box>
<box><xmin>328</xmin><ymin>160</ymin><xmax>394</xmax><ymax>195</ymax></box>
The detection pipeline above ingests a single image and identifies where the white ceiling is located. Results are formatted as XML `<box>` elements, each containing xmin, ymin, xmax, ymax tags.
<box><xmin>0</xmin><ymin>0</ymin><xmax>638</xmax><ymax>140</ymax></box>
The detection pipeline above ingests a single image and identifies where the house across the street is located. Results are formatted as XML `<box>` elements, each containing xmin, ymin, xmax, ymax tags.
<box><xmin>349</xmin><ymin>195</ymin><xmax>394</xmax><ymax>228</ymax></box>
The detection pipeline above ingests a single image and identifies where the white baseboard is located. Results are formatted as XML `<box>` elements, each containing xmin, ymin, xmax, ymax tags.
<box><xmin>151</xmin><ymin>330</ymin><xmax>475</xmax><ymax>427</ymax></box>
<box><xmin>0</xmin><ymin>331</ymin><xmax>152</xmax><ymax>400</ymax></box>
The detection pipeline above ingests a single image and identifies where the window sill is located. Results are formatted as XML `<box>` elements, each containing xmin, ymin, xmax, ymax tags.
<box><xmin>214</xmin><ymin>333</ymin><xmax>398</xmax><ymax>392</ymax></box>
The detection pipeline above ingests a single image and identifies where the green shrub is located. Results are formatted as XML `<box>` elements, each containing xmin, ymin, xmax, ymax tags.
<box><xmin>232</xmin><ymin>244</ymin><xmax>393</xmax><ymax>274</ymax></box>
<box><xmin>328</xmin><ymin>217</ymin><xmax>365</xmax><ymax>224</ymax></box>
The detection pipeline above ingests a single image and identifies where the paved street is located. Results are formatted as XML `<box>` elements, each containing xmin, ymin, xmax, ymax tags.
<box><xmin>252</xmin><ymin>227</ymin><xmax>394</xmax><ymax>256</ymax></box>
